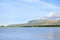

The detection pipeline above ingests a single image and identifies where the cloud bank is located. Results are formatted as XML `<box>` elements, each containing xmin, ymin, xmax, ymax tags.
<box><xmin>41</xmin><ymin>11</ymin><xmax>60</xmax><ymax>20</ymax></box>
<box><xmin>21</xmin><ymin>0</ymin><xmax>60</xmax><ymax>10</ymax></box>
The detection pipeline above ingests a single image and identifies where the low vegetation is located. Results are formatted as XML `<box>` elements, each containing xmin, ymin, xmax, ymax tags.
<box><xmin>0</xmin><ymin>20</ymin><xmax>60</xmax><ymax>27</ymax></box>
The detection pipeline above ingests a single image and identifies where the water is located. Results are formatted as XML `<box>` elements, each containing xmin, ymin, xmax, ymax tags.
<box><xmin>0</xmin><ymin>27</ymin><xmax>60</xmax><ymax>40</ymax></box>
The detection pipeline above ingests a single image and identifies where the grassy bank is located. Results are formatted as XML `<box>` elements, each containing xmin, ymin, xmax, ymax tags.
<box><xmin>0</xmin><ymin>25</ymin><xmax>60</xmax><ymax>27</ymax></box>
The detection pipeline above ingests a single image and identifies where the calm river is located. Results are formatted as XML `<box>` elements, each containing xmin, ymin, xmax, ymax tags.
<box><xmin>0</xmin><ymin>27</ymin><xmax>60</xmax><ymax>40</ymax></box>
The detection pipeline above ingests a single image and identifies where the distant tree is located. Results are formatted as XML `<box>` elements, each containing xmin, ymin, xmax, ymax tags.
<box><xmin>0</xmin><ymin>25</ymin><xmax>5</xmax><ymax>27</ymax></box>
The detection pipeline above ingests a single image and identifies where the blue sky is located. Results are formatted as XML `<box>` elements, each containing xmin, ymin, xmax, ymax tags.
<box><xmin>0</xmin><ymin>0</ymin><xmax>60</xmax><ymax>25</ymax></box>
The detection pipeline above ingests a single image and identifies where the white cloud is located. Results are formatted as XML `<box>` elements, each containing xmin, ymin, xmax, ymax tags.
<box><xmin>39</xmin><ymin>11</ymin><xmax>60</xmax><ymax>20</ymax></box>
<box><xmin>20</xmin><ymin>0</ymin><xmax>60</xmax><ymax>20</ymax></box>
<box><xmin>48</xmin><ymin>12</ymin><xmax>60</xmax><ymax>17</ymax></box>
<box><xmin>37</xmin><ymin>1</ymin><xmax>59</xmax><ymax>9</ymax></box>
<box><xmin>21</xmin><ymin>0</ymin><xmax>37</xmax><ymax>2</ymax></box>
<box><xmin>47</xmin><ymin>12</ymin><xmax>55</xmax><ymax>17</ymax></box>
<box><xmin>40</xmin><ymin>1</ymin><xmax>59</xmax><ymax>10</ymax></box>
<box><xmin>21</xmin><ymin>0</ymin><xmax>60</xmax><ymax>10</ymax></box>
<box><xmin>43</xmin><ymin>11</ymin><xmax>60</xmax><ymax>20</ymax></box>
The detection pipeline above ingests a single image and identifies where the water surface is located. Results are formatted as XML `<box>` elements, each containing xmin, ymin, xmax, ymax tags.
<box><xmin>0</xmin><ymin>27</ymin><xmax>60</xmax><ymax>40</ymax></box>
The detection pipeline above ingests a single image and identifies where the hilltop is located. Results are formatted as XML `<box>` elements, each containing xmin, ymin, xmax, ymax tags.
<box><xmin>0</xmin><ymin>11</ymin><xmax>60</xmax><ymax>27</ymax></box>
<box><xmin>3</xmin><ymin>20</ymin><xmax>60</xmax><ymax>27</ymax></box>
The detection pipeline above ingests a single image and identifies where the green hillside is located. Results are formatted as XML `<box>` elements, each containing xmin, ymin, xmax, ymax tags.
<box><xmin>0</xmin><ymin>20</ymin><xmax>60</xmax><ymax>27</ymax></box>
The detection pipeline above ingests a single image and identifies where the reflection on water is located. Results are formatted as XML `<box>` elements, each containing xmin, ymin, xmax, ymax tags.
<box><xmin>0</xmin><ymin>27</ymin><xmax>60</xmax><ymax>40</ymax></box>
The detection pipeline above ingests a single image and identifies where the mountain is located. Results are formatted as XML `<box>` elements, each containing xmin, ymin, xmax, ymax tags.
<box><xmin>1</xmin><ymin>11</ymin><xmax>60</xmax><ymax>27</ymax></box>
<box><xmin>27</xmin><ymin>20</ymin><xmax>60</xmax><ymax>25</ymax></box>
<box><xmin>5</xmin><ymin>20</ymin><xmax>60</xmax><ymax>27</ymax></box>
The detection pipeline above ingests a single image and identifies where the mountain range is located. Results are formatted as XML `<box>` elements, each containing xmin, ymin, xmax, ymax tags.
<box><xmin>0</xmin><ymin>11</ymin><xmax>60</xmax><ymax>27</ymax></box>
